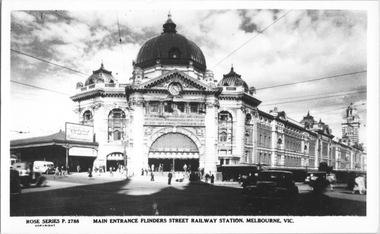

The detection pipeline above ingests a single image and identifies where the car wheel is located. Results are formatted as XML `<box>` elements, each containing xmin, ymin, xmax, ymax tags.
<box><xmin>36</xmin><ymin>177</ymin><xmax>47</xmax><ymax>187</ymax></box>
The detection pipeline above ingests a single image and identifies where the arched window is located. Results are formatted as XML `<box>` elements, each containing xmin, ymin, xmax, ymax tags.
<box><xmin>245</xmin><ymin>113</ymin><xmax>252</xmax><ymax>125</ymax></box>
<box><xmin>218</xmin><ymin>111</ymin><xmax>233</xmax><ymax>146</ymax></box>
<box><xmin>108</xmin><ymin>108</ymin><xmax>126</xmax><ymax>142</ymax></box>
<box><xmin>219</xmin><ymin>132</ymin><xmax>227</xmax><ymax>142</ymax></box>
<box><xmin>82</xmin><ymin>110</ymin><xmax>93</xmax><ymax>125</ymax></box>
<box><xmin>168</xmin><ymin>47</ymin><xmax>181</xmax><ymax>58</ymax></box>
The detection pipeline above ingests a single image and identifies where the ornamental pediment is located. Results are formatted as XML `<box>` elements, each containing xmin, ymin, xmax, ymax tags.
<box><xmin>130</xmin><ymin>70</ymin><xmax>218</xmax><ymax>93</ymax></box>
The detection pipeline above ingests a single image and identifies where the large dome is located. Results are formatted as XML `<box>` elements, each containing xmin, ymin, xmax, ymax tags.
<box><xmin>134</xmin><ymin>14</ymin><xmax>207</xmax><ymax>72</ymax></box>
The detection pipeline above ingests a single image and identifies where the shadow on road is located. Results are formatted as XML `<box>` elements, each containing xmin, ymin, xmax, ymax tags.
<box><xmin>10</xmin><ymin>179</ymin><xmax>366</xmax><ymax>216</ymax></box>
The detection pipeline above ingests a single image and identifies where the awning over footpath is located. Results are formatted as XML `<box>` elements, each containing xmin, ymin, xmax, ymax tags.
<box><xmin>10</xmin><ymin>130</ymin><xmax>99</xmax><ymax>149</ymax></box>
<box><xmin>107</xmin><ymin>152</ymin><xmax>124</xmax><ymax>160</ymax></box>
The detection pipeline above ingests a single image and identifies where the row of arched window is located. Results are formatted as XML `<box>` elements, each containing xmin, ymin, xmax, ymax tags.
<box><xmin>146</xmin><ymin>101</ymin><xmax>206</xmax><ymax>115</ymax></box>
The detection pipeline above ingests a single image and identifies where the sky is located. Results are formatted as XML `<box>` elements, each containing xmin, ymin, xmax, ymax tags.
<box><xmin>5</xmin><ymin>2</ymin><xmax>373</xmax><ymax>149</ymax></box>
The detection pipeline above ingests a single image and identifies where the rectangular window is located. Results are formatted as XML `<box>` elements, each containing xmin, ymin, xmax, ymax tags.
<box><xmin>226</xmin><ymin>159</ymin><xmax>230</xmax><ymax>165</ymax></box>
<box><xmin>176</xmin><ymin>102</ymin><xmax>185</xmax><ymax>112</ymax></box>
<box><xmin>190</xmin><ymin>103</ymin><xmax>198</xmax><ymax>113</ymax></box>
<box><xmin>150</xmin><ymin>102</ymin><xmax>159</xmax><ymax>113</ymax></box>
<box><xmin>164</xmin><ymin>102</ymin><xmax>173</xmax><ymax>113</ymax></box>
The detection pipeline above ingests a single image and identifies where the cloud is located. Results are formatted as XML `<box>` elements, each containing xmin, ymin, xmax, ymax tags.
<box><xmin>11</xmin><ymin>11</ymin><xmax>36</xmax><ymax>25</ymax></box>
<box><xmin>8</xmin><ymin>9</ymin><xmax>368</xmax><ymax>147</ymax></box>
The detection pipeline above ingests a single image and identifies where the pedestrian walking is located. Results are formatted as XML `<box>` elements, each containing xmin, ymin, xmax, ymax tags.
<box><xmin>58</xmin><ymin>166</ymin><xmax>62</xmax><ymax>177</ymax></box>
<box><xmin>327</xmin><ymin>173</ymin><xmax>335</xmax><ymax>191</ymax></box>
<box><xmin>88</xmin><ymin>168</ymin><xmax>93</xmax><ymax>180</ymax></box>
<box><xmin>168</xmin><ymin>171</ymin><xmax>173</xmax><ymax>185</ymax></box>
<box><xmin>211</xmin><ymin>174</ymin><xmax>215</xmax><ymax>184</ymax></box>
<box><xmin>109</xmin><ymin>167</ymin><xmax>113</xmax><ymax>177</ymax></box>
<box><xmin>62</xmin><ymin>166</ymin><xmax>67</xmax><ymax>177</ymax></box>
<box><xmin>352</xmin><ymin>175</ymin><xmax>366</xmax><ymax>195</ymax></box>
<box><xmin>150</xmin><ymin>171</ymin><xmax>155</xmax><ymax>181</ymax></box>
<box><xmin>183</xmin><ymin>164</ymin><xmax>187</xmax><ymax>173</ymax></box>
<box><xmin>54</xmin><ymin>166</ymin><xmax>60</xmax><ymax>179</ymax></box>
<box><xmin>77</xmin><ymin>165</ymin><xmax>81</xmax><ymax>173</ymax></box>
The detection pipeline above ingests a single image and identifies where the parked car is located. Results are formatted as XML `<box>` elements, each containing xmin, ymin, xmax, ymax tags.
<box><xmin>10</xmin><ymin>168</ymin><xmax>21</xmax><ymax>201</ymax></box>
<box><xmin>12</xmin><ymin>162</ymin><xmax>47</xmax><ymax>187</ymax></box>
<box><xmin>243</xmin><ymin>170</ymin><xmax>299</xmax><ymax>200</ymax></box>
<box><xmin>33</xmin><ymin>161</ymin><xmax>55</xmax><ymax>174</ymax></box>
<box><xmin>306</xmin><ymin>171</ymin><xmax>329</xmax><ymax>192</ymax></box>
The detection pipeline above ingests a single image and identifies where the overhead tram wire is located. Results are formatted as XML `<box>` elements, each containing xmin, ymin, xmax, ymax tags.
<box><xmin>116</xmin><ymin>11</ymin><xmax>127</xmax><ymax>77</ymax></box>
<box><xmin>256</xmin><ymin>70</ymin><xmax>367</xmax><ymax>91</ymax></box>
<box><xmin>260</xmin><ymin>90</ymin><xmax>366</xmax><ymax>106</ymax></box>
<box><xmin>11</xmin><ymin>80</ymin><xmax>70</xmax><ymax>96</ymax></box>
<box><xmin>211</xmin><ymin>9</ymin><xmax>293</xmax><ymax>70</ymax></box>
<box><xmin>11</xmin><ymin>49</ymin><xmax>90</xmax><ymax>77</ymax></box>
<box><xmin>286</xmin><ymin>103</ymin><xmax>366</xmax><ymax>117</ymax></box>
<box><xmin>261</xmin><ymin>89</ymin><xmax>367</xmax><ymax>103</ymax></box>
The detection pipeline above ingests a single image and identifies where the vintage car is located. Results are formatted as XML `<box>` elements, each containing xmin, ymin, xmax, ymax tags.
<box><xmin>12</xmin><ymin>162</ymin><xmax>47</xmax><ymax>187</ymax></box>
<box><xmin>10</xmin><ymin>168</ymin><xmax>21</xmax><ymax>201</ymax></box>
<box><xmin>305</xmin><ymin>171</ymin><xmax>330</xmax><ymax>192</ymax></box>
<box><xmin>243</xmin><ymin>170</ymin><xmax>299</xmax><ymax>200</ymax></box>
<box><xmin>33</xmin><ymin>161</ymin><xmax>55</xmax><ymax>174</ymax></box>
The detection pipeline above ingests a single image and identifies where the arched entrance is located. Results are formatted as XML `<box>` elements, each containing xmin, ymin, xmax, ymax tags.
<box><xmin>106</xmin><ymin>152</ymin><xmax>124</xmax><ymax>172</ymax></box>
<box><xmin>148</xmin><ymin>133</ymin><xmax>199</xmax><ymax>172</ymax></box>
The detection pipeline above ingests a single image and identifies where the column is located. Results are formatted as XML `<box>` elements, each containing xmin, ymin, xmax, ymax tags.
<box><xmin>236</xmin><ymin>107</ymin><xmax>245</xmax><ymax>160</ymax></box>
<box><xmin>130</xmin><ymin>93</ymin><xmax>145</xmax><ymax>175</ymax></box>
<box><xmin>270</xmin><ymin>121</ymin><xmax>277</xmax><ymax>167</ymax></box>
<box><xmin>203</xmin><ymin>96</ymin><xmax>217</xmax><ymax>175</ymax></box>
<box><xmin>93</xmin><ymin>103</ymin><xmax>106</xmax><ymax>169</ymax></box>
<box><xmin>314</xmin><ymin>139</ymin><xmax>319</xmax><ymax>168</ymax></box>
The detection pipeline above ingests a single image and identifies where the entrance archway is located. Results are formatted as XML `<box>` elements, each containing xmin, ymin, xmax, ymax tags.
<box><xmin>148</xmin><ymin>133</ymin><xmax>199</xmax><ymax>172</ymax></box>
<box><xmin>106</xmin><ymin>152</ymin><xmax>124</xmax><ymax>172</ymax></box>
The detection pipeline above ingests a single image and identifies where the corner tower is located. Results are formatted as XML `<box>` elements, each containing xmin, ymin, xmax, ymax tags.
<box><xmin>342</xmin><ymin>103</ymin><xmax>360</xmax><ymax>144</ymax></box>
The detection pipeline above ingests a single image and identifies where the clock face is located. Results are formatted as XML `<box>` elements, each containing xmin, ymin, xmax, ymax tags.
<box><xmin>168</xmin><ymin>83</ymin><xmax>182</xmax><ymax>95</ymax></box>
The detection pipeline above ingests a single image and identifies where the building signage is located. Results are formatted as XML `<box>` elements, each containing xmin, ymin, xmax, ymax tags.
<box><xmin>66</xmin><ymin>122</ymin><xmax>94</xmax><ymax>142</ymax></box>
<box><xmin>69</xmin><ymin>147</ymin><xmax>97</xmax><ymax>157</ymax></box>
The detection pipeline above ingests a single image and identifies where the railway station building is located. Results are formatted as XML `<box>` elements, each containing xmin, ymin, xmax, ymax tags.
<box><xmin>11</xmin><ymin>14</ymin><xmax>365</xmax><ymax>180</ymax></box>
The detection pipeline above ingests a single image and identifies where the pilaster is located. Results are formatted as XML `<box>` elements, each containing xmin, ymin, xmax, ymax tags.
<box><xmin>129</xmin><ymin>93</ymin><xmax>145</xmax><ymax>175</ymax></box>
<box><xmin>203</xmin><ymin>95</ymin><xmax>218</xmax><ymax>175</ymax></box>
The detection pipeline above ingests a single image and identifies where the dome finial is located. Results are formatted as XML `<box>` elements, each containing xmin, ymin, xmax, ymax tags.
<box><xmin>163</xmin><ymin>11</ymin><xmax>177</xmax><ymax>33</ymax></box>
<box><xmin>101</xmin><ymin>60</ymin><xmax>104</xmax><ymax>69</ymax></box>
<box><xmin>231</xmin><ymin>64</ymin><xmax>234</xmax><ymax>71</ymax></box>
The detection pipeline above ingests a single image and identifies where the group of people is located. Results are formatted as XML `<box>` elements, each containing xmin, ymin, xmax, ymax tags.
<box><xmin>86</xmin><ymin>164</ymin><xmax>129</xmax><ymax>180</ymax></box>
<box><xmin>53</xmin><ymin>166</ymin><xmax>69</xmax><ymax>179</ymax></box>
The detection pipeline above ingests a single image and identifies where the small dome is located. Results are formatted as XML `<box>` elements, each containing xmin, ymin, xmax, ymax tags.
<box><xmin>134</xmin><ymin>13</ymin><xmax>206</xmax><ymax>72</ymax></box>
<box><xmin>217</xmin><ymin>66</ymin><xmax>249</xmax><ymax>91</ymax></box>
<box><xmin>85</xmin><ymin>63</ymin><xmax>116</xmax><ymax>86</ymax></box>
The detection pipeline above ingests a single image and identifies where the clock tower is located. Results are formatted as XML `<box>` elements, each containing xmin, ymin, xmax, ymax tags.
<box><xmin>342</xmin><ymin>103</ymin><xmax>360</xmax><ymax>144</ymax></box>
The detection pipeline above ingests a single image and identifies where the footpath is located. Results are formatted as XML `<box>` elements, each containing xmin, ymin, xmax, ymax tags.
<box><xmin>44</xmin><ymin>171</ymin><xmax>351</xmax><ymax>192</ymax></box>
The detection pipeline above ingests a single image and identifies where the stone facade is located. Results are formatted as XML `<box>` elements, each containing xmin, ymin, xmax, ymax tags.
<box><xmin>69</xmin><ymin>15</ymin><xmax>365</xmax><ymax>176</ymax></box>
